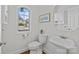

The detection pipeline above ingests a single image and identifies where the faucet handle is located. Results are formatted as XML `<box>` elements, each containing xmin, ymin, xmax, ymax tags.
<box><xmin>0</xmin><ymin>42</ymin><xmax>6</xmax><ymax>46</ymax></box>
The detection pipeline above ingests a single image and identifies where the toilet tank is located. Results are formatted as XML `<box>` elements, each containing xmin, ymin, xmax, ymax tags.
<box><xmin>38</xmin><ymin>34</ymin><xmax>48</xmax><ymax>44</ymax></box>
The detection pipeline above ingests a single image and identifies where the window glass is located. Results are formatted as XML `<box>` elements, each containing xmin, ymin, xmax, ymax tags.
<box><xmin>18</xmin><ymin>7</ymin><xmax>30</xmax><ymax>31</ymax></box>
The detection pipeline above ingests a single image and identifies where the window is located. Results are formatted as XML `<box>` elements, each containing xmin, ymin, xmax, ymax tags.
<box><xmin>18</xmin><ymin>7</ymin><xmax>30</xmax><ymax>31</ymax></box>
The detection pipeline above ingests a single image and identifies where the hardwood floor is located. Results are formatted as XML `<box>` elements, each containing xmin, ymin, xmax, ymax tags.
<box><xmin>20</xmin><ymin>50</ymin><xmax>30</xmax><ymax>54</ymax></box>
<box><xmin>20</xmin><ymin>50</ymin><xmax>46</xmax><ymax>54</ymax></box>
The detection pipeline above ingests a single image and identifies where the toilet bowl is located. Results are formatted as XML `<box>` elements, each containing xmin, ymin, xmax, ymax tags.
<box><xmin>28</xmin><ymin>34</ymin><xmax>48</xmax><ymax>54</ymax></box>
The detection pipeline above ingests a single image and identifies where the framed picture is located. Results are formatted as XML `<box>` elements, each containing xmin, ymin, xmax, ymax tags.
<box><xmin>39</xmin><ymin>13</ymin><xmax>50</xmax><ymax>23</ymax></box>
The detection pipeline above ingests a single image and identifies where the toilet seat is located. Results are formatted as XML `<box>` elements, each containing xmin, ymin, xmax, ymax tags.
<box><xmin>28</xmin><ymin>41</ymin><xmax>42</xmax><ymax>50</ymax></box>
<box><xmin>28</xmin><ymin>34</ymin><xmax>48</xmax><ymax>54</ymax></box>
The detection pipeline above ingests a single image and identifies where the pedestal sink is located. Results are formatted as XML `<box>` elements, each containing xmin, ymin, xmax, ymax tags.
<box><xmin>48</xmin><ymin>36</ymin><xmax>78</xmax><ymax>54</ymax></box>
<box><xmin>49</xmin><ymin>36</ymin><xmax>76</xmax><ymax>49</ymax></box>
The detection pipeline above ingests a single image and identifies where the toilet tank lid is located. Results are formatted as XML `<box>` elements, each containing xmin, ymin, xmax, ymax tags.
<box><xmin>39</xmin><ymin>34</ymin><xmax>48</xmax><ymax>36</ymax></box>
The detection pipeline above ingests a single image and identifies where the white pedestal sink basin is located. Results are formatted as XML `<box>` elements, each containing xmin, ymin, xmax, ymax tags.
<box><xmin>49</xmin><ymin>36</ymin><xmax>76</xmax><ymax>49</ymax></box>
<box><xmin>43</xmin><ymin>36</ymin><xmax>78</xmax><ymax>54</ymax></box>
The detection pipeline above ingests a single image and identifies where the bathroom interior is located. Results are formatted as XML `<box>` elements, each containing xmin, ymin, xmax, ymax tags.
<box><xmin>0</xmin><ymin>5</ymin><xmax>79</xmax><ymax>54</ymax></box>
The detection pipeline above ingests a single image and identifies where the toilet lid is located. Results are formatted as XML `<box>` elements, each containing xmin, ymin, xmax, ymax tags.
<box><xmin>28</xmin><ymin>41</ymin><xmax>41</xmax><ymax>48</ymax></box>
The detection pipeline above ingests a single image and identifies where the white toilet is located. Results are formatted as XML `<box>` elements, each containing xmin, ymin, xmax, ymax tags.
<box><xmin>28</xmin><ymin>34</ymin><xmax>48</xmax><ymax>54</ymax></box>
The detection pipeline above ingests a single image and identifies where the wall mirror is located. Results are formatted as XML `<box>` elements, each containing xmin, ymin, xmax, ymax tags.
<box><xmin>54</xmin><ymin>6</ymin><xmax>79</xmax><ymax>31</ymax></box>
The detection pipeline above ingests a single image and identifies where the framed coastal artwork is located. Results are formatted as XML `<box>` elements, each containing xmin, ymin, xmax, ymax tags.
<box><xmin>18</xmin><ymin>7</ymin><xmax>30</xmax><ymax>31</ymax></box>
<box><xmin>39</xmin><ymin>13</ymin><xmax>50</xmax><ymax>23</ymax></box>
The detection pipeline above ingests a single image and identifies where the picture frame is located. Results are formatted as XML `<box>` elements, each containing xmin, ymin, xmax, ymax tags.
<box><xmin>39</xmin><ymin>13</ymin><xmax>50</xmax><ymax>23</ymax></box>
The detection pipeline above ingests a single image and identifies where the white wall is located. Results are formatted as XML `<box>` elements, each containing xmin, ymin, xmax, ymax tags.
<box><xmin>39</xmin><ymin>5</ymin><xmax>79</xmax><ymax>52</ymax></box>
<box><xmin>2</xmin><ymin>5</ymin><xmax>39</xmax><ymax>54</ymax></box>
<box><xmin>39</xmin><ymin>5</ymin><xmax>56</xmax><ymax>37</ymax></box>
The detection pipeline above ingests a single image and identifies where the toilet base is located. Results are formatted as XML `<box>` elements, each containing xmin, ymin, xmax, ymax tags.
<box><xmin>30</xmin><ymin>48</ymin><xmax>42</xmax><ymax>54</ymax></box>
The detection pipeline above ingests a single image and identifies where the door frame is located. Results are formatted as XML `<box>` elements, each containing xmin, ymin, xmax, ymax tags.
<box><xmin>0</xmin><ymin>5</ymin><xmax>1</xmax><ymax>54</ymax></box>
